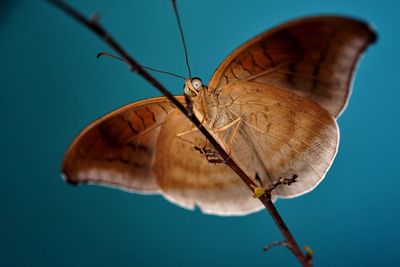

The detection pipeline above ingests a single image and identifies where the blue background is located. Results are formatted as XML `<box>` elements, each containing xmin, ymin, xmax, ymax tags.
<box><xmin>0</xmin><ymin>0</ymin><xmax>397</xmax><ymax>266</ymax></box>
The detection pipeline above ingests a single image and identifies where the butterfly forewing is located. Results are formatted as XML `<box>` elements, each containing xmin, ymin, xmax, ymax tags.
<box><xmin>208</xmin><ymin>16</ymin><xmax>376</xmax><ymax>117</ymax></box>
<box><xmin>62</xmin><ymin>96</ymin><xmax>183</xmax><ymax>193</ymax></box>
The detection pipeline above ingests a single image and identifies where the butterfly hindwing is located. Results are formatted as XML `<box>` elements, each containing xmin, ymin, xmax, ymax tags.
<box><xmin>214</xmin><ymin>81</ymin><xmax>339</xmax><ymax>198</ymax></box>
<box><xmin>154</xmin><ymin>109</ymin><xmax>264</xmax><ymax>216</ymax></box>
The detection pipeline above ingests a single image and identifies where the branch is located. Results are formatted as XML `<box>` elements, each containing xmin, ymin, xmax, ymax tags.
<box><xmin>47</xmin><ymin>1</ymin><xmax>312</xmax><ymax>266</ymax></box>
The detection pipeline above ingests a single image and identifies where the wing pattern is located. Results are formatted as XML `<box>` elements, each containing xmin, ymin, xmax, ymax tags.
<box><xmin>62</xmin><ymin>97</ymin><xmax>182</xmax><ymax>193</ymax></box>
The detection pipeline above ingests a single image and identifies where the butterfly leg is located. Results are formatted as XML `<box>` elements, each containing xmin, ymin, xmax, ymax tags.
<box><xmin>176</xmin><ymin>117</ymin><xmax>242</xmax><ymax>164</ymax></box>
<box><xmin>214</xmin><ymin>117</ymin><xmax>241</xmax><ymax>156</ymax></box>
<box><xmin>178</xmin><ymin>117</ymin><xmax>241</xmax><ymax>164</ymax></box>
<box><xmin>176</xmin><ymin>127</ymin><xmax>198</xmax><ymax>138</ymax></box>
<box><xmin>176</xmin><ymin>127</ymin><xmax>206</xmax><ymax>149</ymax></box>
<box><xmin>176</xmin><ymin>128</ymin><xmax>226</xmax><ymax>164</ymax></box>
<box><xmin>175</xmin><ymin>114</ymin><xmax>208</xmax><ymax>139</ymax></box>
<box><xmin>176</xmin><ymin>126</ymin><xmax>214</xmax><ymax>149</ymax></box>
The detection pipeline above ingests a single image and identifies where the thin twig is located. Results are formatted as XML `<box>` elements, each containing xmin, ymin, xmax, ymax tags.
<box><xmin>267</xmin><ymin>174</ymin><xmax>298</xmax><ymax>195</ymax></box>
<box><xmin>47</xmin><ymin>1</ymin><xmax>312</xmax><ymax>266</ymax></box>
<box><xmin>263</xmin><ymin>240</ymin><xmax>291</xmax><ymax>252</ymax></box>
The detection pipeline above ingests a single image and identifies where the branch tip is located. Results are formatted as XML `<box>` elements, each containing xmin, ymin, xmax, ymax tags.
<box><xmin>304</xmin><ymin>245</ymin><xmax>314</xmax><ymax>258</ymax></box>
<box><xmin>267</xmin><ymin>174</ymin><xmax>298</xmax><ymax>195</ymax></box>
<box><xmin>263</xmin><ymin>240</ymin><xmax>291</xmax><ymax>252</ymax></box>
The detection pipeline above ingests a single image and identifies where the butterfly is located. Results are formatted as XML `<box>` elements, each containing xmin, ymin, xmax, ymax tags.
<box><xmin>62</xmin><ymin>16</ymin><xmax>376</xmax><ymax>216</ymax></box>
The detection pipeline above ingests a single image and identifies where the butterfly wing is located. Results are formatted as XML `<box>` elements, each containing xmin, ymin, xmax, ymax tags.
<box><xmin>62</xmin><ymin>96</ymin><xmax>183</xmax><ymax>193</ymax></box>
<box><xmin>213</xmin><ymin>81</ymin><xmax>338</xmax><ymax>198</ymax></box>
<box><xmin>154</xmin><ymin>109</ymin><xmax>264</xmax><ymax>216</ymax></box>
<box><xmin>208</xmin><ymin>16</ymin><xmax>376</xmax><ymax>117</ymax></box>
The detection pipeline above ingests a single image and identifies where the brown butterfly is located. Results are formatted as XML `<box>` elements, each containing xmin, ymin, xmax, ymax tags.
<box><xmin>62</xmin><ymin>16</ymin><xmax>376</xmax><ymax>216</ymax></box>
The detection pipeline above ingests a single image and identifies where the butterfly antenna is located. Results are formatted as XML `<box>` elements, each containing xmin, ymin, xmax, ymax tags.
<box><xmin>97</xmin><ymin>52</ymin><xmax>186</xmax><ymax>80</ymax></box>
<box><xmin>172</xmin><ymin>0</ymin><xmax>192</xmax><ymax>77</ymax></box>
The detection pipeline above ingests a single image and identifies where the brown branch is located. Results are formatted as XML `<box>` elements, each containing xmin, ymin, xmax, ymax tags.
<box><xmin>47</xmin><ymin>1</ymin><xmax>312</xmax><ymax>266</ymax></box>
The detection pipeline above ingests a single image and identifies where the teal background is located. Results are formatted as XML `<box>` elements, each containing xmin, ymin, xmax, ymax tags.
<box><xmin>0</xmin><ymin>0</ymin><xmax>397</xmax><ymax>266</ymax></box>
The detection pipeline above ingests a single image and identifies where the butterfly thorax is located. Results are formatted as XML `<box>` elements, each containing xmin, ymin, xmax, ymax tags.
<box><xmin>194</xmin><ymin>88</ymin><xmax>220</xmax><ymax>127</ymax></box>
<box><xmin>183</xmin><ymin>77</ymin><xmax>219</xmax><ymax>127</ymax></box>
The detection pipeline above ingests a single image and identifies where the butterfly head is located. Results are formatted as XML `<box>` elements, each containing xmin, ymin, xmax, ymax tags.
<box><xmin>184</xmin><ymin>77</ymin><xmax>205</xmax><ymax>99</ymax></box>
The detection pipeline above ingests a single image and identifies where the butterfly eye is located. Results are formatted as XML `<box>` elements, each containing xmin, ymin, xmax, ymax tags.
<box><xmin>191</xmin><ymin>78</ymin><xmax>202</xmax><ymax>91</ymax></box>
<box><xmin>183</xmin><ymin>83</ymin><xmax>195</xmax><ymax>97</ymax></box>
